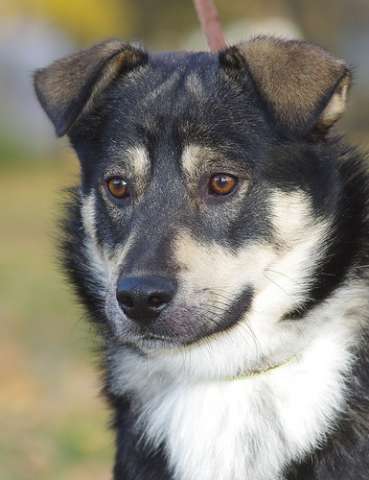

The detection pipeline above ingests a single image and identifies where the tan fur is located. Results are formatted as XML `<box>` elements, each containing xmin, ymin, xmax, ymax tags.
<box><xmin>270</xmin><ymin>190</ymin><xmax>320</xmax><ymax>246</ymax></box>
<box><xmin>319</xmin><ymin>75</ymin><xmax>350</xmax><ymax>128</ymax></box>
<box><xmin>34</xmin><ymin>40</ymin><xmax>146</xmax><ymax>136</ymax></box>
<box><xmin>182</xmin><ymin>144</ymin><xmax>212</xmax><ymax>178</ymax></box>
<box><xmin>127</xmin><ymin>146</ymin><xmax>150</xmax><ymax>179</ymax></box>
<box><xmin>172</xmin><ymin>190</ymin><xmax>330</xmax><ymax>341</ymax></box>
<box><xmin>174</xmin><ymin>230</ymin><xmax>277</xmax><ymax>301</ymax></box>
<box><xmin>185</xmin><ymin>73</ymin><xmax>205</xmax><ymax>99</ymax></box>
<box><xmin>236</xmin><ymin>36</ymin><xmax>351</xmax><ymax>132</ymax></box>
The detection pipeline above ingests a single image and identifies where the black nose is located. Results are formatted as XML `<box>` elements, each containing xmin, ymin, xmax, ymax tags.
<box><xmin>116</xmin><ymin>275</ymin><xmax>176</xmax><ymax>324</ymax></box>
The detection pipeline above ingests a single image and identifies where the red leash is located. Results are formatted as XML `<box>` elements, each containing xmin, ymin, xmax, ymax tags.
<box><xmin>193</xmin><ymin>0</ymin><xmax>226</xmax><ymax>52</ymax></box>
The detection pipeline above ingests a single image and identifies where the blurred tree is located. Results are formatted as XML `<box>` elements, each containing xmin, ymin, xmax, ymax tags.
<box><xmin>3</xmin><ymin>0</ymin><xmax>369</xmax><ymax>50</ymax></box>
<box><xmin>121</xmin><ymin>0</ymin><xmax>291</xmax><ymax>48</ymax></box>
<box><xmin>3</xmin><ymin>0</ymin><xmax>137</xmax><ymax>44</ymax></box>
<box><xmin>125</xmin><ymin>0</ymin><xmax>198</xmax><ymax>48</ymax></box>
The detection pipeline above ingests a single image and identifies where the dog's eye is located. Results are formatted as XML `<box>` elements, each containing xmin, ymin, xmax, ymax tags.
<box><xmin>208</xmin><ymin>174</ymin><xmax>238</xmax><ymax>196</ymax></box>
<box><xmin>106</xmin><ymin>177</ymin><xmax>130</xmax><ymax>199</ymax></box>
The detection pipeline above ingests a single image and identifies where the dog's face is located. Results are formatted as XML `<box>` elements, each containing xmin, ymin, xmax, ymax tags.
<box><xmin>35</xmin><ymin>38</ymin><xmax>352</xmax><ymax>377</ymax></box>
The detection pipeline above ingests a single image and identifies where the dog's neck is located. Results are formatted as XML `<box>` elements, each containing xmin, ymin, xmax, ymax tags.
<box><xmin>112</xmin><ymin>328</ymin><xmax>354</xmax><ymax>480</ymax></box>
<box><xmin>108</xmin><ymin>282</ymin><xmax>367</xmax><ymax>480</ymax></box>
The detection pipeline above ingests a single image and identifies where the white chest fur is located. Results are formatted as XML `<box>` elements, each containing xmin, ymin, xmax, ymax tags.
<box><xmin>112</xmin><ymin>330</ymin><xmax>354</xmax><ymax>480</ymax></box>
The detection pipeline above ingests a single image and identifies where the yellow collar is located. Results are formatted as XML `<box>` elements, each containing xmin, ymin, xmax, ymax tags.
<box><xmin>223</xmin><ymin>356</ymin><xmax>298</xmax><ymax>382</ymax></box>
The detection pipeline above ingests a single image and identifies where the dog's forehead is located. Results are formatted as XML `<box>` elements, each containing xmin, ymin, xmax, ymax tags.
<box><xmin>144</xmin><ymin>50</ymin><xmax>219</xmax><ymax>97</ymax></box>
<box><xmin>110</xmin><ymin>51</ymin><xmax>222</xmax><ymax>114</ymax></box>
<box><xmin>147</xmin><ymin>51</ymin><xmax>215</xmax><ymax>95</ymax></box>
<box><xmin>98</xmin><ymin>50</ymin><xmax>269</xmax><ymax>163</ymax></box>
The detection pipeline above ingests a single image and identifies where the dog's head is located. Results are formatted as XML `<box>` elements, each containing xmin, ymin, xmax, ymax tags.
<box><xmin>34</xmin><ymin>37</ymin><xmax>354</xmax><ymax>377</ymax></box>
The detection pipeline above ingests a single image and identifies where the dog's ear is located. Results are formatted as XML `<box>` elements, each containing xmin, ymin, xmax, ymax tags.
<box><xmin>219</xmin><ymin>36</ymin><xmax>351</xmax><ymax>137</ymax></box>
<box><xmin>34</xmin><ymin>40</ymin><xmax>147</xmax><ymax>137</ymax></box>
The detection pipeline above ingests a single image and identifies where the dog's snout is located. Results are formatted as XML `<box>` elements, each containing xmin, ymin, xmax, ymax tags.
<box><xmin>116</xmin><ymin>275</ymin><xmax>176</xmax><ymax>323</ymax></box>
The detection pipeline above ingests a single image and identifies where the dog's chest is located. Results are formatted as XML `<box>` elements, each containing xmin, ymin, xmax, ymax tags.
<box><xmin>141</xmin><ymin>380</ymin><xmax>286</xmax><ymax>480</ymax></box>
<box><xmin>135</xmin><ymin>355</ymin><xmax>348</xmax><ymax>480</ymax></box>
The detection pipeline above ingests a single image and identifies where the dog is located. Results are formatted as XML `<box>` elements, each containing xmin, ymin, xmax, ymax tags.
<box><xmin>34</xmin><ymin>36</ymin><xmax>369</xmax><ymax>479</ymax></box>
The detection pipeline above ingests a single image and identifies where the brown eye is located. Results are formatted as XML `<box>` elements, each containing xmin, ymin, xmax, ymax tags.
<box><xmin>106</xmin><ymin>177</ymin><xmax>129</xmax><ymax>199</ymax></box>
<box><xmin>208</xmin><ymin>173</ymin><xmax>238</xmax><ymax>196</ymax></box>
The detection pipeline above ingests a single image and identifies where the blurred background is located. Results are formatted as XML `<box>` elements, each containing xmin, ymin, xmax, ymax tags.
<box><xmin>1</xmin><ymin>1</ymin><xmax>369</xmax><ymax>479</ymax></box>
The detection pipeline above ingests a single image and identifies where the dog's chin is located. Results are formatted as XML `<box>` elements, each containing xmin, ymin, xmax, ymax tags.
<box><xmin>116</xmin><ymin>332</ymin><xmax>184</xmax><ymax>353</ymax></box>
<box><xmin>114</xmin><ymin>323</ymin><xmax>233</xmax><ymax>354</ymax></box>
<box><xmin>113</xmin><ymin>318</ymin><xmax>225</xmax><ymax>352</ymax></box>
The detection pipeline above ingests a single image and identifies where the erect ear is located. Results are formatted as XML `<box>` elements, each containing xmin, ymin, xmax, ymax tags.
<box><xmin>34</xmin><ymin>40</ymin><xmax>147</xmax><ymax>137</ymax></box>
<box><xmin>219</xmin><ymin>36</ymin><xmax>352</xmax><ymax>138</ymax></box>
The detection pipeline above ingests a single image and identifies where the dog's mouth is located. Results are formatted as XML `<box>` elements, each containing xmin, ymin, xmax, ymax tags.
<box><xmin>135</xmin><ymin>332</ymin><xmax>181</xmax><ymax>347</ymax></box>
<box><xmin>117</xmin><ymin>286</ymin><xmax>254</xmax><ymax>349</ymax></box>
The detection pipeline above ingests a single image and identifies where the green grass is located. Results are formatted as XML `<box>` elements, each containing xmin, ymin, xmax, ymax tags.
<box><xmin>0</xmin><ymin>158</ymin><xmax>113</xmax><ymax>480</ymax></box>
